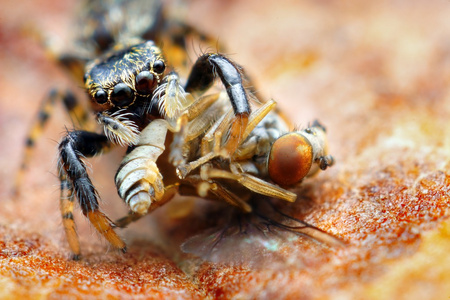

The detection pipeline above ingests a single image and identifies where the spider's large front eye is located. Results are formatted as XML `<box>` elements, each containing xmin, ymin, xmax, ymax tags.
<box><xmin>94</xmin><ymin>89</ymin><xmax>108</xmax><ymax>104</ymax></box>
<box><xmin>111</xmin><ymin>83</ymin><xmax>134</xmax><ymax>107</ymax></box>
<box><xmin>135</xmin><ymin>71</ymin><xmax>156</xmax><ymax>94</ymax></box>
<box><xmin>153</xmin><ymin>59</ymin><xmax>165</xmax><ymax>74</ymax></box>
<box><xmin>268</xmin><ymin>133</ymin><xmax>313</xmax><ymax>186</ymax></box>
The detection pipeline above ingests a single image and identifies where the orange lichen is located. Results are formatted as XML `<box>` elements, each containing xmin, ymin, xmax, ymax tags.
<box><xmin>2</xmin><ymin>0</ymin><xmax>450</xmax><ymax>299</ymax></box>
<box><xmin>0</xmin><ymin>226</ymin><xmax>202</xmax><ymax>299</ymax></box>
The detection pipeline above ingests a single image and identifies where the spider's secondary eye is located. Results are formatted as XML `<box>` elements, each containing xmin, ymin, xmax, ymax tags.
<box><xmin>111</xmin><ymin>83</ymin><xmax>134</xmax><ymax>107</ymax></box>
<box><xmin>153</xmin><ymin>60</ymin><xmax>165</xmax><ymax>74</ymax></box>
<box><xmin>135</xmin><ymin>71</ymin><xmax>156</xmax><ymax>94</ymax></box>
<box><xmin>94</xmin><ymin>89</ymin><xmax>108</xmax><ymax>104</ymax></box>
<box><xmin>268</xmin><ymin>133</ymin><xmax>313</xmax><ymax>186</ymax></box>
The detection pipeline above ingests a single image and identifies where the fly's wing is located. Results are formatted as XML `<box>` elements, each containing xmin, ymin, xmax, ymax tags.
<box><xmin>181</xmin><ymin>221</ymin><xmax>298</xmax><ymax>268</ymax></box>
<box><xmin>181</xmin><ymin>198</ymin><xmax>345</xmax><ymax>268</ymax></box>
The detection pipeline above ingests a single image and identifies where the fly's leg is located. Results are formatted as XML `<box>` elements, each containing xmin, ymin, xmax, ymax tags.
<box><xmin>168</xmin><ymin>93</ymin><xmax>220</xmax><ymax>166</ymax></box>
<box><xmin>15</xmin><ymin>89</ymin><xmax>94</xmax><ymax>194</ymax></box>
<box><xmin>155</xmin><ymin>69</ymin><xmax>237</xmax><ymax>167</ymax></box>
<box><xmin>254</xmin><ymin>201</ymin><xmax>345</xmax><ymax>247</ymax></box>
<box><xmin>179</xmin><ymin>174</ymin><xmax>253</xmax><ymax>213</ymax></box>
<box><xmin>164</xmin><ymin>81</ymin><xmax>227</xmax><ymax>166</ymax></box>
<box><xmin>197</xmin><ymin>178</ymin><xmax>252</xmax><ymax>213</ymax></box>
<box><xmin>232</xmin><ymin>99</ymin><xmax>277</xmax><ymax>158</ymax></box>
<box><xmin>201</xmin><ymin>165</ymin><xmax>297</xmax><ymax>203</ymax></box>
<box><xmin>185</xmin><ymin>54</ymin><xmax>251</xmax><ymax>156</ymax></box>
<box><xmin>155</xmin><ymin>72</ymin><xmax>224</xmax><ymax>166</ymax></box>
<box><xmin>59</xmin><ymin>130</ymin><xmax>125</xmax><ymax>259</ymax></box>
<box><xmin>177</xmin><ymin>100</ymin><xmax>277</xmax><ymax>178</ymax></box>
<box><xmin>174</xmin><ymin>99</ymin><xmax>297</xmax><ymax>208</ymax></box>
<box><xmin>176</xmin><ymin>110</ymin><xmax>234</xmax><ymax>179</ymax></box>
<box><xmin>200</xmin><ymin>109</ymin><xmax>234</xmax><ymax>157</ymax></box>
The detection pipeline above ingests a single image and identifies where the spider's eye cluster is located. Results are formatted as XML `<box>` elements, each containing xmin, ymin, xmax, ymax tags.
<box><xmin>153</xmin><ymin>59</ymin><xmax>165</xmax><ymax>74</ymax></box>
<box><xmin>94</xmin><ymin>89</ymin><xmax>108</xmax><ymax>104</ymax></box>
<box><xmin>135</xmin><ymin>59</ymin><xmax>165</xmax><ymax>95</ymax></box>
<box><xmin>135</xmin><ymin>71</ymin><xmax>155</xmax><ymax>94</ymax></box>
<box><xmin>89</xmin><ymin>57</ymin><xmax>166</xmax><ymax>107</ymax></box>
<box><xmin>268</xmin><ymin>133</ymin><xmax>313</xmax><ymax>186</ymax></box>
<box><xmin>111</xmin><ymin>83</ymin><xmax>134</xmax><ymax>107</ymax></box>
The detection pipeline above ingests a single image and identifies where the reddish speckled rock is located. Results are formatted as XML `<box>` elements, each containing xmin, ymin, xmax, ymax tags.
<box><xmin>1</xmin><ymin>0</ymin><xmax>450</xmax><ymax>299</ymax></box>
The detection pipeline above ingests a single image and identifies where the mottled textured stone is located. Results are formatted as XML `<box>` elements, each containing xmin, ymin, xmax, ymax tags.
<box><xmin>1</xmin><ymin>0</ymin><xmax>449</xmax><ymax>299</ymax></box>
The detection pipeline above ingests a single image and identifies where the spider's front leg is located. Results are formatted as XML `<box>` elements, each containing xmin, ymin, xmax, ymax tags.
<box><xmin>59</xmin><ymin>130</ymin><xmax>125</xmax><ymax>259</ymax></box>
<box><xmin>185</xmin><ymin>53</ymin><xmax>251</xmax><ymax>155</ymax></box>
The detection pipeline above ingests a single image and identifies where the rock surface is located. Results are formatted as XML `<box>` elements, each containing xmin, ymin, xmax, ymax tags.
<box><xmin>1</xmin><ymin>0</ymin><xmax>449</xmax><ymax>299</ymax></box>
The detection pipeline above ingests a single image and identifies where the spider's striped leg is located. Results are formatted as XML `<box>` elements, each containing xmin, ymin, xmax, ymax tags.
<box><xmin>59</xmin><ymin>164</ymin><xmax>80</xmax><ymax>260</ymax></box>
<box><xmin>15</xmin><ymin>89</ymin><xmax>94</xmax><ymax>194</ymax></box>
<box><xmin>59</xmin><ymin>130</ymin><xmax>125</xmax><ymax>259</ymax></box>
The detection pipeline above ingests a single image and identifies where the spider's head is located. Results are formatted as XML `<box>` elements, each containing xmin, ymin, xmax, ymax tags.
<box><xmin>84</xmin><ymin>40</ymin><xmax>166</xmax><ymax>113</ymax></box>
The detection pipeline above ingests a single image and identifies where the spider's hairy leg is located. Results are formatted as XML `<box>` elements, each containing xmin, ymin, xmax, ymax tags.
<box><xmin>59</xmin><ymin>166</ymin><xmax>80</xmax><ymax>260</ymax></box>
<box><xmin>24</xmin><ymin>23</ymin><xmax>88</xmax><ymax>83</ymax></box>
<box><xmin>185</xmin><ymin>53</ymin><xmax>251</xmax><ymax>156</ymax></box>
<box><xmin>59</xmin><ymin>130</ymin><xmax>125</xmax><ymax>258</ymax></box>
<box><xmin>15</xmin><ymin>89</ymin><xmax>94</xmax><ymax>194</ymax></box>
<box><xmin>156</xmin><ymin>4</ymin><xmax>227</xmax><ymax>75</ymax></box>
<box><xmin>56</xmin><ymin>53</ymin><xmax>89</xmax><ymax>85</ymax></box>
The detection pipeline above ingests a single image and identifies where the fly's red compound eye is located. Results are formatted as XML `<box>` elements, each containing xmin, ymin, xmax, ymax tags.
<box><xmin>268</xmin><ymin>133</ymin><xmax>313</xmax><ymax>186</ymax></box>
<box><xmin>135</xmin><ymin>71</ymin><xmax>156</xmax><ymax>94</ymax></box>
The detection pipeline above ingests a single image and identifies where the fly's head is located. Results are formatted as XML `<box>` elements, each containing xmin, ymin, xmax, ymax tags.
<box><xmin>84</xmin><ymin>40</ymin><xmax>167</xmax><ymax>145</ymax></box>
<box><xmin>267</xmin><ymin>120</ymin><xmax>333</xmax><ymax>187</ymax></box>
